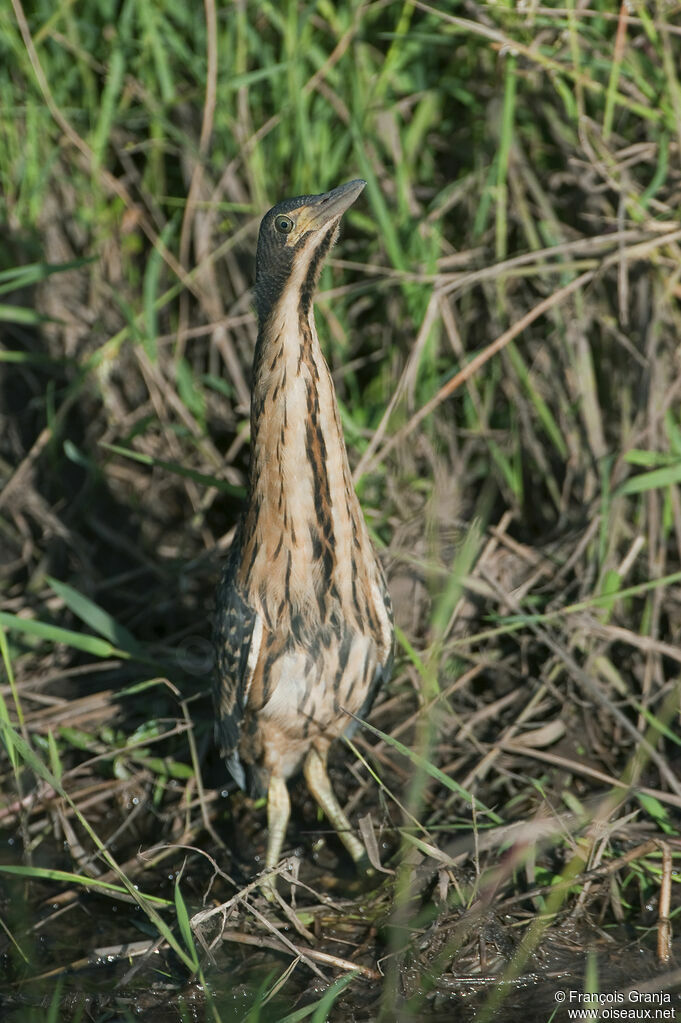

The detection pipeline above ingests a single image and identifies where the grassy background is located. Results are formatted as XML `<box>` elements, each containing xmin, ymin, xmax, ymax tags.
<box><xmin>2</xmin><ymin>0</ymin><xmax>681</xmax><ymax>1020</ymax></box>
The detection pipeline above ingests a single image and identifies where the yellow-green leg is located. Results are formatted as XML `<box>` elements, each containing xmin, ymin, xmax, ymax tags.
<box><xmin>303</xmin><ymin>747</ymin><xmax>366</xmax><ymax>864</ymax></box>
<box><xmin>263</xmin><ymin>774</ymin><xmax>291</xmax><ymax>899</ymax></box>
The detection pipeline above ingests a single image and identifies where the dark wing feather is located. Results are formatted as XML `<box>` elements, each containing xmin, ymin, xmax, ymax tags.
<box><xmin>212</xmin><ymin>533</ymin><xmax>258</xmax><ymax>786</ymax></box>
<box><xmin>349</xmin><ymin>578</ymin><xmax>394</xmax><ymax>736</ymax></box>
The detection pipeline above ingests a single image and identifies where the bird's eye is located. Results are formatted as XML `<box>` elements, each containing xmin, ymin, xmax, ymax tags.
<box><xmin>274</xmin><ymin>215</ymin><xmax>294</xmax><ymax>234</ymax></box>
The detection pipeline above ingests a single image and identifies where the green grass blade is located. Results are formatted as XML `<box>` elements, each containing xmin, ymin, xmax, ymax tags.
<box><xmin>0</xmin><ymin>304</ymin><xmax>53</xmax><ymax>325</ymax></box>
<box><xmin>0</xmin><ymin>625</ymin><xmax>24</xmax><ymax>731</ymax></box>
<box><xmin>278</xmin><ymin>972</ymin><xmax>359</xmax><ymax>1023</ymax></box>
<box><xmin>91</xmin><ymin>45</ymin><xmax>125</xmax><ymax>168</ymax></box>
<box><xmin>100</xmin><ymin>442</ymin><xmax>245</xmax><ymax>496</ymax></box>
<box><xmin>174</xmin><ymin>875</ymin><xmax>199</xmax><ymax>970</ymax></box>
<box><xmin>0</xmin><ymin>612</ymin><xmax>123</xmax><ymax>658</ymax></box>
<box><xmin>46</xmin><ymin>576</ymin><xmax>142</xmax><ymax>654</ymax></box>
<box><xmin>0</xmin><ymin>258</ymin><xmax>96</xmax><ymax>293</ymax></box>
<box><xmin>46</xmin><ymin>728</ymin><xmax>63</xmax><ymax>781</ymax></box>
<box><xmin>617</xmin><ymin>461</ymin><xmax>681</xmax><ymax>495</ymax></box>
<box><xmin>143</xmin><ymin>216</ymin><xmax>177</xmax><ymax>362</ymax></box>
<box><xmin>0</xmin><ymin>863</ymin><xmax>170</xmax><ymax>904</ymax></box>
<box><xmin>47</xmin><ymin>976</ymin><xmax>63</xmax><ymax>1023</ymax></box>
<box><xmin>358</xmin><ymin>719</ymin><xmax>502</xmax><ymax>823</ymax></box>
<box><xmin>311</xmin><ymin>972</ymin><xmax>359</xmax><ymax>1023</ymax></box>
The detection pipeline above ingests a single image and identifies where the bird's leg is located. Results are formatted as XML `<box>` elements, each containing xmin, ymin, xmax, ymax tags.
<box><xmin>303</xmin><ymin>747</ymin><xmax>367</xmax><ymax>866</ymax></box>
<box><xmin>263</xmin><ymin>773</ymin><xmax>291</xmax><ymax>899</ymax></box>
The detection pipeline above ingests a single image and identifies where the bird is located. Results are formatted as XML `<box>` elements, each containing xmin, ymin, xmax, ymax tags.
<box><xmin>213</xmin><ymin>179</ymin><xmax>394</xmax><ymax>893</ymax></box>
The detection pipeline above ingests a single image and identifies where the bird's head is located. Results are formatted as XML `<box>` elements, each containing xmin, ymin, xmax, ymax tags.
<box><xmin>253</xmin><ymin>179</ymin><xmax>366</xmax><ymax>325</ymax></box>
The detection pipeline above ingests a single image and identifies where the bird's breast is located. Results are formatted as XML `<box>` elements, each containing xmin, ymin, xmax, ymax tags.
<box><xmin>240</xmin><ymin>618</ymin><xmax>382</xmax><ymax>780</ymax></box>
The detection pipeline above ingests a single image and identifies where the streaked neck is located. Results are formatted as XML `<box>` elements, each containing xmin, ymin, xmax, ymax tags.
<box><xmin>239</xmin><ymin>299</ymin><xmax>368</xmax><ymax>629</ymax></box>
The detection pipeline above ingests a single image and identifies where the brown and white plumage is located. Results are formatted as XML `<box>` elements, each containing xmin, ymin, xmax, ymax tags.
<box><xmin>214</xmin><ymin>180</ymin><xmax>393</xmax><ymax>888</ymax></box>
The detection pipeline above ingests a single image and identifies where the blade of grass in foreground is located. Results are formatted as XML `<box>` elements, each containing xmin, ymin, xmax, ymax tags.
<box><xmin>278</xmin><ymin>971</ymin><xmax>359</xmax><ymax>1023</ymax></box>
<box><xmin>358</xmin><ymin>718</ymin><xmax>503</xmax><ymax>824</ymax></box>
<box><xmin>0</xmin><ymin>624</ymin><xmax>24</xmax><ymax>732</ymax></box>
<box><xmin>0</xmin><ymin>304</ymin><xmax>54</xmax><ymax>325</ymax></box>
<box><xmin>0</xmin><ymin>258</ymin><xmax>96</xmax><ymax>293</ymax></box>
<box><xmin>616</xmin><ymin>460</ymin><xmax>681</xmax><ymax>495</ymax></box>
<box><xmin>174</xmin><ymin>872</ymin><xmax>200</xmax><ymax>971</ymax></box>
<box><xmin>0</xmin><ymin>721</ymin><xmax>197</xmax><ymax>972</ymax></box>
<box><xmin>0</xmin><ymin>611</ymin><xmax>127</xmax><ymax>659</ymax></box>
<box><xmin>46</xmin><ymin>576</ymin><xmax>142</xmax><ymax>655</ymax></box>
<box><xmin>101</xmin><ymin>442</ymin><xmax>245</xmax><ymax>496</ymax></box>
<box><xmin>454</xmin><ymin>570</ymin><xmax>681</xmax><ymax>648</ymax></box>
<box><xmin>0</xmin><ymin>864</ymin><xmax>170</xmax><ymax>904</ymax></box>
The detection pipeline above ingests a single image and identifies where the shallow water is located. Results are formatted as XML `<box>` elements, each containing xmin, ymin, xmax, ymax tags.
<box><xmin>1</xmin><ymin>795</ymin><xmax>680</xmax><ymax>1023</ymax></box>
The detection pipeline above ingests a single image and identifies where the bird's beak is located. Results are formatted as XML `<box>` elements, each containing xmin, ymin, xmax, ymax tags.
<box><xmin>300</xmin><ymin>179</ymin><xmax>366</xmax><ymax>233</ymax></box>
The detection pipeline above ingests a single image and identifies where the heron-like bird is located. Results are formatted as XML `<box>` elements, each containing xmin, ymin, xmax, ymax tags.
<box><xmin>214</xmin><ymin>180</ymin><xmax>394</xmax><ymax>890</ymax></box>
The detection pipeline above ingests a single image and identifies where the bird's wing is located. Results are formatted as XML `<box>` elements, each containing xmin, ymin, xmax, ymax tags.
<box><xmin>213</xmin><ymin>539</ymin><xmax>262</xmax><ymax>767</ymax></box>
<box><xmin>353</xmin><ymin>579</ymin><xmax>395</xmax><ymax>730</ymax></box>
<box><xmin>358</xmin><ymin>644</ymin><xmax>394</xmax><ymax>725</ymax></box>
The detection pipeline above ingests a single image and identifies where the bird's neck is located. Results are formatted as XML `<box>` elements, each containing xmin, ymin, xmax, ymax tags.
<box><xmin>238</xmin><ymin>300</ymin><xmax>375</xmax><ymax>630</ymax></box>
